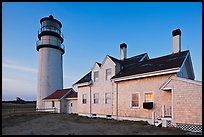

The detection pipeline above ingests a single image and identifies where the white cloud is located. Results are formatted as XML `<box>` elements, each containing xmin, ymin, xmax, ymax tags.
<box><xmin>2</xmin><ymin>63</ymin><xmax>37</xmax><ymax>73</ymax></box>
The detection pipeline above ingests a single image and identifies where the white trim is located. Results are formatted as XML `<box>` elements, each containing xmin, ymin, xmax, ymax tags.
<box><xmin>160</xmin><ymin>76</ymin><xmax>172</xmax><ymax>90</ymax></box>
<box><xmin>179</xmin><ymin>52</ymin><xmax>189</xmax><ymax>72</ymax></box>
<box><xmin>104</xmin><ymin>92</ymin><xmax>112</xmax><ymax>105</ymax></box>
<box><xmin>139</xmin><ymin>53</ymin><xmax>149</xmax><ymax>62</ymax></box>
<box><xmin>161</xmin><ymin>76</ymin><xmax>202</xmax><ymax>91</ymax></box>
<box><xmin>43</xmin><ymin>99</ymin><xmax>60</xmax><ymax>101</ymax></box>
<box><xmin>93</xmin><ymin>92</ymin><xmax>99</xmax><ymax>104</ymax></box>
<box><xmin>74</xmin><ymin>81</ymin><xmax>92</xmax><ymax>87</ymax></box>
<box><xmin>143</xmin><ymin>91</ymin><xmax>154</xmax><ymax>103</ymax></box>
<box><xmin>179</xmin><ymin>52</ymin><xmax>195</xmax><ymax>79</ymax></box>
<box><xmin>93</xmin><ymin>71</ymin><xmax>99</xmax><ymax>82</ymax></box>
<box><xmin>59</xmin><ymin>89</ymin><xmax>73</xmax><ymax>100</ymax></box>
<box><xmin>112</xmin><ymin>67</ymin><xmax>180</xmax><ymax>82</ymax></box>
<box><xmin>171</xmin><ymin>76</ymin><xmax>202</xmax><ymax>85</ymax></box>
<box><xmin>105</xmin><ymin>68</ymin><xmax>112</xmax><ymax>81</ymax></box>
<box><xmin>100</xmin><ymin>55</ymin><xmax>116</xmax><ymax>69</ymax></box>
<box><xmin>112</xmin><ymin>116</ymin><xmax>152</xmax><ymax>125</ymax></box>
<box><xmin>130</xmin><ymin>92</ymin><xmax>140</xmax><ymax>109</ymax></box>
<box><xmin>82</xmin><ymin>93</ymin><xmax>88</xmax><ymax>104</ymax></box>
<box><xmin>188</xmin><ymin>53</ymin><xmax>195</xmax><ymax>79</ymax></box>
<box><xmin>66</xmin><ymin>98</ymin><xmax>77</xmax><ymax>100</ymax></box>
<box><xmin>91</xmin><ymin>62</ymin><xmax>101</xmax><ymax>71</ymax></box>
<box><xmin>171</xmin><ymin>87</ymin><xmax>174</xmax><ymax>121</ymax></box>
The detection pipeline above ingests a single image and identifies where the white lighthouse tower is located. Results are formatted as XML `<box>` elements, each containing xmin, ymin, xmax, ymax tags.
<box><xmin>36</xmin><ymin>15</ymin><xmax>65</xmax><ymax>110</ymax></box>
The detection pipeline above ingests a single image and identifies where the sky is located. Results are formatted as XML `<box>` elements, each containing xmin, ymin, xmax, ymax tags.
<box><xmin>2</xmin><ymin>2</ymin><xmax>202</xmax><ymax>101</ymax></box>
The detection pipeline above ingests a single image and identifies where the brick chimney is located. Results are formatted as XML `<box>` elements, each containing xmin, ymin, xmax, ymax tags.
<box><xmin>172</xmin><ymin>29</ymin><xmax>181</xmax><ymax>53</ymax></box>
<box><xmin>120</xmin><ymin>43</ymin><xmax>127</xmax><ymax>60</ymax></box>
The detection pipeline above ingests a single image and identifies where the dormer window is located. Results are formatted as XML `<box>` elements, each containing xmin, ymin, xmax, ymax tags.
<box><xmin>94</xmin><ymin>71</ymin><xmax>99</xmax><ymax>82</ymax></box>
<box><xmin>106</xmin><ymin>68</ymin><xmax>112</xmax><ymax>80</ymax></box>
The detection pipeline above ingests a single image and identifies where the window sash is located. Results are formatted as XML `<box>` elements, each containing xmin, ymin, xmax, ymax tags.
<box><xmin>131</xmin><ymin>93</ymin><xmax>139</xmax><ymax>107</ymax></box>
<box><xmin>144</xmin><ymin>93</ymin><xmax>153</xmax><ymax>102</ymax></box>
<box><xmin>106</xmin><ymin>68</ymin><xmax>112</xmax><ymax>80</ymax></box>
<box><xmin>93</xmin><ymin>93</ymin><xmax>99</xmax><ymax>104</ymax></box>
<box><xmin>94</xmin><ymin>71</ymin><xmax>99</xmax><ymax>82</ymax></box>
<box><xmin>82</xmin><ymin>94</ymin><xmax>87</xmax><ymax>104</ymax></box>
<box><xmin>105</xmin><ymin>93</ymin><xmax>111</xmax><ymax>104</ymax></box>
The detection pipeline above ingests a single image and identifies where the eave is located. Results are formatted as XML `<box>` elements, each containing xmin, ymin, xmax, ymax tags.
<box><xmin>111</xmin><ymin>67</ymin><xmax>180</xmax><ymax>82</ymax></box>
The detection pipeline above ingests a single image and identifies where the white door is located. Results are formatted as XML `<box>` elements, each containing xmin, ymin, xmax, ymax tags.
<box><xmin>68</xmin><ymin>102</ymin><xmax>73</xmax><ymax>114</ymax></box>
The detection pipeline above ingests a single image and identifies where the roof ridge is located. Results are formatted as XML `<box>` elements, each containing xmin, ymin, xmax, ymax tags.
<box><xmin>125</xmin><ymin>53</ymin><xmax>148</xmax><ymax>60</ymax></box>
<box><xmin>139</xmin><ymin>50</ymin><xmax>189</xmax><ymax>63</ymax></box>
<box><xmin>96</xmin><ymin>62</ymin><xmax>102</xmax><ymax>66</ymax></box>
<box><xmin>107</xmin><ymin>55</ymin><xmax>120</xmax><ymax>60</ymax></box>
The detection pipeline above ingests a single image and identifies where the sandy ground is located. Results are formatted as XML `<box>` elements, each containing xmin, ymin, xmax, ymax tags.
<box><xmin>2</xmin><ymin>103</ymin><xmax>200</xmax><ymax>135</ymax></box>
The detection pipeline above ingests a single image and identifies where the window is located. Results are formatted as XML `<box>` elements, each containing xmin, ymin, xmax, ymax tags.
<box><xmin>94</xmin><ymin>71</ymin><xmax>99</xmax><ymax>82</ymax></box>
<box><xmin>82</xmin><ymin>94</ymin><xmax>87</xmax><ymax>104</ymax></box>
<box><xmin>106</xmin><ymin>68</ymin><xmax>112</xmax><ymax>80</ymax></box>
<box><xmin>105</xmin><ymin>92</ymin><xmax>111</xmax><ymax>104</ymax></box>
<box><xmin>144</xmin><ymin>92</ymin><xmax>153</xmax><ymax>102</ymax></box>
<box><xmin>131</xmin><ymin>93</ymin><xmax>140</xmax><ymax>108</ymax></box>
<box><xmin>52</xmin><ymin>101</ymin><xmax>55</xmax><ymax>107</ymax></box>
<box><xmin>93</xmin><ymin>93</ymin><xmax>99</xmax><ymax>104</ymax></box>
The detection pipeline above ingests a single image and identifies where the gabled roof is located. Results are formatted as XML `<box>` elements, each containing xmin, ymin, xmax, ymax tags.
<box><xmin>73</xmin><ymin>71</ymin><xmax>91</xmax><ymax>85</ymax></box>
<box><xmin>112</xmin><ymin>50</ymin><xmax>189</xmax><ymax>79</ymax></box>
<box><xmin>65</xmin><ymin>91</ymin><xmax>78</xmax><ymax>98</ymax></box>
<box><xmin>73</xmin><ymin>50</ymin><xmax>190</xmax><ymax>85</ymax></box>
<box><xmin>108</xmin><ymin>53</ymin><xmax>148</xmax><ymax>66</ymax></box>
<box><xmin>96</xmin><ymin>62</ymin><xmax>102</xmax><ymax>67</ymax></box>
<box><xmin>74</xmin><ymin>53</ymin><xmax>148</xmax><ymax>85</ymax></box>
<box><xmin>43</xmin><ymin>88</ymin><xmax>73</xmax><ymax>100</ymax></box>
<box><xmin>108</xmin><ymin>55</ymin><xmax>121</xmax><ymax>64</ymax></box>
<box><xmin>160</xmin><ymin>76</ymin><xmax>202</xmax><ymax>91</ymax></box>
<box><xmin>120</xmin><ymin>53</ymin><xmax>149</xmax><ymax>68</ymax></box>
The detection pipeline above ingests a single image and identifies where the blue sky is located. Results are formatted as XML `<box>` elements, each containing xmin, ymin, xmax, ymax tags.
<box><xmin>2</xmin><ymin>2</ymin><xmax>202</xmax><ymax>101</ymax></box>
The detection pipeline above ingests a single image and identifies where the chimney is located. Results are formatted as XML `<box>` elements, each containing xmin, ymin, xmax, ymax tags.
<box><xmin>172</xmin><ymin>29</ymin><xmax>181</xmax><ymax>53</ymax></box>
<box><xmin>120</xmin><ymin>43</ymin><xmax>127</xmax><ymax>60</ymax></box>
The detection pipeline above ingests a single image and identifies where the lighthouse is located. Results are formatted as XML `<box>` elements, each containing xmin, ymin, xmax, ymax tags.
<box><xmin>36</xmin><ymin>15</ymin><xmax>65</xmax><ymax>110</ymax></box>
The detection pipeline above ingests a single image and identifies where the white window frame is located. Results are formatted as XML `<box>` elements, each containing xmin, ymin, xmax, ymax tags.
<box><xmin>105</xmin><ymin>92</ymin><xmax>112</xmax><ymax>105</ymax></box>
<box><xmin>130</xmin><ymin>92</ymin><xmax>140</xmax><ymax>109</ymax></box>
<box><xmin>94</xmin><ymin>71</ymin><xmax>99</xmax><ymax>82</ymax></box>
<box><xmin>105</xmin><ymin>68</ymin><xmax>112</xmax><ymax>80</ymax></box>
<box><xmin>82</xmin><ymin>94</ymin><xmax>87</xmax><ymax>104</ymax></box>
<box><xmin>143</xmin><ymin>91</ymin><xmax>153</xmax><ymax>103</ymax></box>
<box><xmin>93</xmin><ymin>93</ymin><xmax>99</xmax><ymax>104</ymax></box>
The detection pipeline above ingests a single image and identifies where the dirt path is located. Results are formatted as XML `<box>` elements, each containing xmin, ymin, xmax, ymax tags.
<box><xmin>2</xmin><ymin>113</ymin><xmax>190</xmax><ymax>135</ymax></box>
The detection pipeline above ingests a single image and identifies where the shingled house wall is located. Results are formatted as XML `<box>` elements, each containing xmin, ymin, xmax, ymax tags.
<box><xmin>112</xmin><ymin>74</ymin><xmax>174</xmax><ymax>123</ymax></box>
<box><xmin>163</xmin><ymin>78</ymin><xmax>202</xmax><ymax>125</ymax></box>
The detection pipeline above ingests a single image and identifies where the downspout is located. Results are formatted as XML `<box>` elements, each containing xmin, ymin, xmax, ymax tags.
<box><xmin>116</xmin><ymin>82</ymin><xmax>118</xmax><ymax>119</ymax></box>
<box><xmin>90</xmin><ymin>85</ymin><xmax>92</xmax><ymax>116</ymax></box>
<box><xmin>171</xmin><ymin>86</ymin><xmax>174</xmax><ymax>122</ymax></box>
